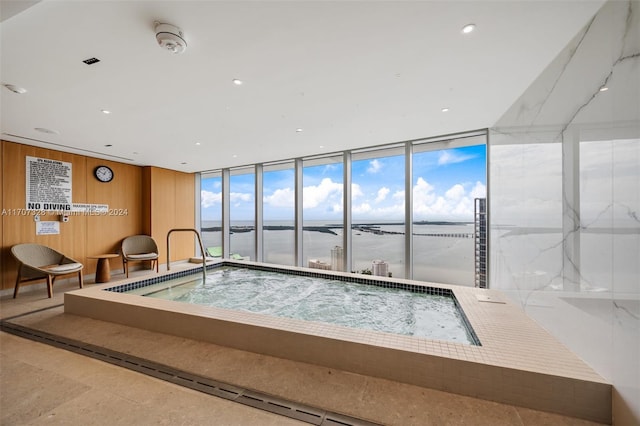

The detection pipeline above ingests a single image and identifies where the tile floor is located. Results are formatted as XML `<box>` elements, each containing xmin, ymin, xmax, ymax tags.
<box><xmin>0</xmin><ymin>268</ymin><xmax>607</xmax><ymax>425</ymax></box>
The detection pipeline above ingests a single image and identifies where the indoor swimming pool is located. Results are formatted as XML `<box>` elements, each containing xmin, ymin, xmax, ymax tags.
<box><xmin>123</xmin><ymin>265</ymin><xmax>477</xmax><ymax>345</ymax></box>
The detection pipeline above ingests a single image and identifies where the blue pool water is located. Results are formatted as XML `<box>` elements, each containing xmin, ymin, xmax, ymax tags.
<box><xmin>127</xmin><ymin>266</ymin><xmax>477</xmax><ymax>345</ymax></box>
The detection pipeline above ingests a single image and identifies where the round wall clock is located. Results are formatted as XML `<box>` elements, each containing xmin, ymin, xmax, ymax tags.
<box><xmin>94</xmin><ymin>165</ymin><xmax>114</xmax><ymax>182</ymax></box>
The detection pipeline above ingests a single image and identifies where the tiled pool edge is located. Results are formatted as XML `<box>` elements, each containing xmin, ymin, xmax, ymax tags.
<box><xmin>64</xmin><ymin>261</ymin><xmax>612</xmax><ymax>423</ymax></box>
<box><xmin>106</xmin><ymin>261</ymin><xmax>481</xmax><ymax>346</ymax></box>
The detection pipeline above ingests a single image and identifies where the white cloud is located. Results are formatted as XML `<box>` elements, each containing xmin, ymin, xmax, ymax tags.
<box><xmin>445</xmin><ymin>184</ymin><xmax>465</xmax><ymax>201</ymax></box>
<box><xmin>367</xmin><ymin>159</ymin><xmax>382</xmax><ymax>174</ymax></box>
<box><xmin>452</xmin><ymin>199</ymin><xmax>472</xmax><ymax>216</ymax></box>
<box><xmin>353</xmin><ymin>202</ymin><xmax>372</xmax><ymax>215</ymax></box>
<box><xmin>375</xmin><ymin>187</ymin><xmax>390</xmax><ymax>203</ymax></box>
<box><xmin>352</xmin><ymin>201</ymin><xmax>405</xmax><ymax>219</ymax></box>
<box><xmin>352</xmin><ymin>183</ymin><xmax>364</xmax><ymax>199</ymax></box>
<box><xmin>230</xmin><ymin>192</ymin><xmax>252</xmax><ymax>203</ymax></box>
<box><xmin>470</xmin><ymin>181</ymin><xmax>486</xmax><ymax>198</ymax></box>
<box><xmin>413</xmin><ymin>177</ymin><xmax>436</xmax><ymax>207</ymax></box>
<box><xmin>370</xmin><ymin>203</ymin><xmax>405</xmax><ymax>218</ymax></box>
<box><xmin>412</xmin><ymin>178</ymin><xmax>484</xmax><ymax>220</ymax></box>
<box><xmin>248</xmin><ymin>173</ymin><xmax>487</xmax><ymax>221</ymax></box>
<box><xmin>264</xmin><ymin>187</ymin><xmax>294</xmax><ymax>208</ymax></box>
<box><xmin>353</xmin><ymin>189</ymin><xmax>405</xmax><ymax>220</ymax></box>
<box><xmin>201</xmin><ymin>190</ymin><xmax>221</xmax><ymax>207</ymax></box>
<box><xmin>438</xmin><ymin>150</ymin><xmax>474</xmax><ymax>165</ymax></box>
<box><xmin>303</xmin><ymin>178</ymin><xmax>343</xmax><ymax>209</ymax></box>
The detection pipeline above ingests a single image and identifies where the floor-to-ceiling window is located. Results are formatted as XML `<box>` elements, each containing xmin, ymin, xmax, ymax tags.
<box><xmin>229</xmin><ymin>167</ymin><xmax>255</xmax><ymax>261</ymax></box>
<box><xmin>263</xmin><ymin>161</ymin><xmax>296</xmax><ymax>266</ymax></box>
<box><xmin>302</xmin><ymin>155</ymin><xmax>344</xmax><ymax>270</ymax></box>
<box><xmin>199</xmin><ymin>130</ymin><xmax>487</xmax><ymax>284</ymax></box>
<box><xmin>412</xmin><ymin>135</ymin><xmax>486</xmax><ymax>286</ymax></box>
<box><xmin>200</xmin><ymin>171</ymin><xmax>223</xmax><ymax>256</ymax></box>
<box><xmin>351</xmin><ymin>145</ymin><xmax>405</xmax><ymax>277</ymax></box>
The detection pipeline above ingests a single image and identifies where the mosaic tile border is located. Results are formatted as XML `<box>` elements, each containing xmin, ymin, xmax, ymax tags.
<box><xmin>104</xmin><ymin>267</ymin><xmax>199</xmax><ymax>293</ymax></box>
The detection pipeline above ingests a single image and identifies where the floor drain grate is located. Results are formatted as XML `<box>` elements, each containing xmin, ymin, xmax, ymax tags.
<box><xmin>1</xmin><ymin>320</ymin><xmax>380</xmax><ymax>426</ymax></box>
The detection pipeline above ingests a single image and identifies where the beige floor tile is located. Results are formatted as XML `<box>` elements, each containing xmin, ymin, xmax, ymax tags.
<box><xmin>1</xmin><ymin>333</ymin><xmax>305</xmax><ymax>426</ymax></box>
<box><xmin>0</xmin><ymin>351</ymin><xmax>91</xmax><ymax>424</ymax></box>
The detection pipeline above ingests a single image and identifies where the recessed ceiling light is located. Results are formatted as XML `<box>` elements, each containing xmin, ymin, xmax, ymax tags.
<box><xmin>3</xmin><ymin>84</ymin><xmax>27</xmax><ymax>94</ymax></box>
<box><xmin>101</xmin><ymin>109</ymin><xmax>111</xmax><ymax>114</ymax></box>
<box><xmin>232</xmin><ymin>154</ymin><xmax>238</xmax><ymax>158</ymax></box>
<box><xmin>599</xmin><ymin>86</ymin><xmax>609</xmax><ymax>92</ymax></box>
<box><xmin>34</xmin><ymin>127</ymin><xmax>59</xmax><ymax>134</ymax></box>
<box><xmin>319</xmin><ymin>145</ymin><xmax>324</xmax><ymax>149</ymax></box>
<box><xmin>461</xmin><ymin>24</ymin><xmax>476</xmax><ymax>34</ymax></box>
<box><xmin>195</xmin><ymin>142</ymin><xmax>201</xmax><ymax>146</ymax></box>
<box><xmin>296</xmin><ymin>128</ymin><xmax>303</xmax><ymax>132</ymax></box>
<box><xmin>441</xmin><ymin>108</ymin><xmax>450</xmax><ymax>112</ymax></box>
<box><xmin>232</xmin><ymin>79</ymin><xmax>243</xmax><ymax>85</ymax></box>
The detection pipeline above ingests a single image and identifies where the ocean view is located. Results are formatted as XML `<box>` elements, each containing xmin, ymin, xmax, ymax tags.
<box><xmin>201</xmin><ymin>220</ymin><xmax>476</xmax><ymax>287</ymax></box>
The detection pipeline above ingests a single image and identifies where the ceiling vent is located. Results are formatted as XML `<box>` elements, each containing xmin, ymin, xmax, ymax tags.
<box><xmin>155</xmin><ymin>22</ymin><xmax>187</xmax><ymax>54</ymax></box>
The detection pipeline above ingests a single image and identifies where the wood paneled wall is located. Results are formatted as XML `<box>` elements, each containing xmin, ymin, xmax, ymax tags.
<box><xmin>144</xmin><ymin>166</ymin><xmax>196</xmax><ymax>264</ymax></box>
<box><xmin>1</xmin><ymin>141</ymin><xmax>196</xmax><ymax>290</ymax></box>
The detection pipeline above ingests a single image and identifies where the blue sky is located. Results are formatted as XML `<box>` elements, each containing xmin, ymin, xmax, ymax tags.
<box><xmin>201</xmin><ymin>144</ymin><xmax>486</xmax><ymax>222</ymax></box>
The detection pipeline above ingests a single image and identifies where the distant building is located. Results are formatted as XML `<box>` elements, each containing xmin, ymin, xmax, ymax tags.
<box><xmin>308</xmin><ymin>259</ymin><xmax>331</xmax><ymax>270</ymax></box>
<box><xmin>372</xmin><ymin>260</ymin><xmax>389</xmax><ymax>277</ymax></box>
<box><xmin>331</xmin><ymin>246</ymin><xmax>343</xmax><ymax>271</ymax></box>
<box><xmin>475</xmin><ymin>198</ymin><xmax>487</xmax><ymax>288</ymax></box>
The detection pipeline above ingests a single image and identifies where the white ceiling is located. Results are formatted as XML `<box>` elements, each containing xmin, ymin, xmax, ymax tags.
<box><xmin>0</xmin><ymin>0</ymin><xmax>605</xmax><ymax>173</ymax></box>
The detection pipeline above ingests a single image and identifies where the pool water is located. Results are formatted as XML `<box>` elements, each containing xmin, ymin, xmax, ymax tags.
<box><xmin>136</xmin><ymin>266</ymin><xmax>475</xmax><ymax>345</ymax></box>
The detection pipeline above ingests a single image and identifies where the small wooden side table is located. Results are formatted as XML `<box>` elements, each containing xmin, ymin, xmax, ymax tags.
<box><xmin>88</xmin><ymin>254</ymin><xmax>120</xmax><ymax>283</ymax></box>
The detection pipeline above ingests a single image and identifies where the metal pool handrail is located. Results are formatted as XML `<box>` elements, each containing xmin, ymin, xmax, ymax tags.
<box><xmin>166</xmin><ymin>228</ymin><xmax>206</xmax><ymax>280</ymax></box>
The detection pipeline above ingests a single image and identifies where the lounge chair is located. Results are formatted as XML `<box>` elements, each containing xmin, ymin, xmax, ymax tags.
<box><xmin>206</xmin><ymin>246</ymin><xmax>249</xmax><ymax>261</ymax></box>
<box><xmin>230</xmin><ymin>253</ymin><xmax>250</xmax><ymax>261</ymax></box>
<box><xmin>206</xmin><ymin>246</ymin><xmax>222</xmax><ymax>258</ymax></box>
<box><xmin>11</xmin><ymin>243</ymin><xmax>84</xmax><ymax>298</ymax></box>
<box><xmin>121</xmin><ymin>235</ymin><xmax>159</xmax><ymax>277</ymax></box>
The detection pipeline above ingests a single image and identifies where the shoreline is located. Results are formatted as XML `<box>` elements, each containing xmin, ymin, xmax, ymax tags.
<box><xmin>201</xmin><ymin>221</ymin><xmax>475</xmax><ymax>237</ymax></box>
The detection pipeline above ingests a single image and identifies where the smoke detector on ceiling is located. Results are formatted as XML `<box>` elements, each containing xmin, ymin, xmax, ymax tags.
<box><xmin>155</xmin><ymin>22</ymin><xmax>187</xmax><ymax>54</ymax></box>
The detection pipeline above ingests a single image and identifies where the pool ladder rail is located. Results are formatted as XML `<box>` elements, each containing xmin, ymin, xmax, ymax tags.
<box><xmin>166</xmin><ymin>228</ymin><xmax>207</xmax><ymax>280</ymax></box>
